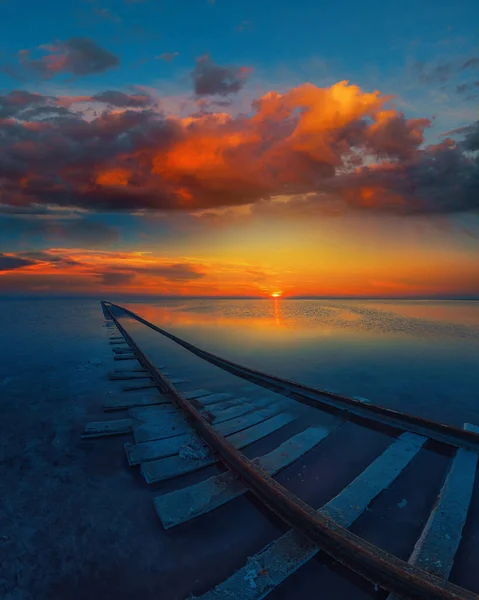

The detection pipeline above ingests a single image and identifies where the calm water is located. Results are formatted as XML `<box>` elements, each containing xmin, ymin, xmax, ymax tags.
<box><xmin>120</xmin><ymin>298</ymin><xmax>479</xmax><ymax>426</ymax></box>
<box><xmin>1</xmin><ymin>297</ymin><xmax>478</xmax><ymax>426</ymax></box>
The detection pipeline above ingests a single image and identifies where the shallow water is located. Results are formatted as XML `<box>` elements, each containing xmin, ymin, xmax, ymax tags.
<box><xmin>1</xmin><ymin>297</ymin><xmax>478</xmax><ymax>427</ymax></box>
<box><xmin>1</xmin><ymin>296</ymin><xmax>479</xmax><ymax>599</ymax></box>
<box><xmin>119</xmin><ymin>298</ymin><xmax>479</xmax><ymax>427</ymax></box>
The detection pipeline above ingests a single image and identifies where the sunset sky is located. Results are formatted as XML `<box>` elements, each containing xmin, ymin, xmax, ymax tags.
<box><xmin>1</xmin><ymin>0</ymin><xmax>478</xmax><ymax>297</ymax></box>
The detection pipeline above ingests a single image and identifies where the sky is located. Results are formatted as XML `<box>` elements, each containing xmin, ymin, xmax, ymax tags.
<box><xmin>0</xmin><ymin>0</ymin><xmax>478</xmax><ymax>297</ymax></box>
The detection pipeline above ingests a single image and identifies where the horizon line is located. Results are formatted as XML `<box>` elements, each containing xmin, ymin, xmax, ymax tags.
<box><xmin>1</xmin><ymin>294</ymin><xmax>478</xmax><ymax>301</ymax></box>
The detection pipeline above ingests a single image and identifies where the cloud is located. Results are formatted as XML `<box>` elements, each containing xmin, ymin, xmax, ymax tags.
<box><xmin>0</xmin><ymin>89</ymin><xmax>154</xmax><ymax>114</ymax></box>
<box><xmin>4</xmin><ymin>38</ymin><xmax>119</xmax><ymax>80</ymax></box>
<box><xmin>159</xmin><ymin>52</ymin><xmax>179</xmax><ymax>63</ymax></box>
<box><xmin>100</xmin><ymin>271</ymin><xmax>136</xmax><ymax>285</ymax></box>
<box><xmin>90</xmin><ymin>90</ymin><xmax>155</xmax><ymax>107</ymax></box>
<box><xmin>0</xmin><ymin>215</ymin><xmax>119</xmax><ymax>247</ymax></box>
<box><xmin>412</xmin><ymin>57</ymin><xmax>479</xmax><ymax>85</ymax></box>
<box><xmin>456</xmin><ymin>81</ymin><xmax>479</xmax><ymax>98</ymax></box>
<box><xmin>412</xmin><ymin>61</ymin><xmax>453</xmax><ymax>84</ymax></box>
<box><xmin>457</xmin><ymin>121</ymin><xmax>479</xmax><ymax>152</ymax></box>
<box><xmin>192</xmin><ymin>55</ymin><xmax>251</xmax><ymax>96</ymax></box>
<box><xmin>0</xmin><ymin>248</ymin><xmax>208</xmax><ymax>294</ymax></box>
<box><xmin>134</xmin><ymin>262</ymin><xmax>205</xmax><ymax>280</ymax></box>
<box><xmin>0</xmin><ymin>90</ymin><xmax>70</xmax><ymax>119</ymax></box>
<box><xmin>0</xmin><ymin>253</ymin><xmax>36</xmax><ymax>271</ymax></box>
<box><xmin>462</xmin><ymin>57</ymin><xmax>479</xmax><ymax>70</ymax></box>
<box><xmin>0</xmin><ymin>81</ymin><xmax>477</xmax><ymax>215</ymax></box>
<box><xmin>15</xmin><ymin>250</ymin><xmax>79</xmax><ymax>267</ymax></box>
<box><xmin>324</xmin><ymin>135</ymin><xmax>479</xmax><ymax>214</ymax></box>
<box><xmin>100</xmin><ymin>262</ymin><xmax>205</xmax><ymax>285</ymax></box>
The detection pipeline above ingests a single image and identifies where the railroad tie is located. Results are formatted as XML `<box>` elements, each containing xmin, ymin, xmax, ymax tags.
<box><xmin>140</xmin><ymin>412</ymin><xmax>297</xmax><ymax>483</ymax></box>
<box><xmin>195</xmin><ymin>432</ymin><xmax>426</xmax><ymax>600</ymax></box>
<box><xmin>154</xmin><ymin>418</ymin><xmax>344</xmax><ymax>529</ymax></box>
<box><xmin>387</xmin><ymin>423</ymin><xmax>479</xmax><ymax>599</ymax></box>
<box><xmin>103</xmin><ymin>393</ymin><xmax>173</xmax><ymax>411</ymax></box>
<box><xmin>82</xmin><ymin>419</ymin><xmax>133</xmax><ymax>438</ymax></box>
<box><xmin>132</xmin><ymin>399</ymin><xmax>293</xmax><ymax>444</ymax></box>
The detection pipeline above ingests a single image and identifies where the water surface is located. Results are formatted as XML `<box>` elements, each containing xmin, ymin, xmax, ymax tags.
<box><xmin>121</xmin><ymin>298</ymin><xmax>479</xmax><ymax>426</ymax></box>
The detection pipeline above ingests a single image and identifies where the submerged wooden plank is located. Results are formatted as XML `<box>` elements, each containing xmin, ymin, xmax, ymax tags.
<box><xmin>182</xmin><ymin>389</ymin><xmax>212</xmax><ymax>400</ymax></box>
<box><xmin>320</xmin><ymin>432</ymin><xmax>425</xmax><ymax>525</ymax></box>
<box><xmin>214</xmin><ymin>402</ymin><xmax>292</xmax><ymax>436</ymax></box>
<box><xmin>129</xmin><ymin>405</ymin><xmax>182</xmax><ymax>420</ymax></box>
<box><xmin>103</xmin><ymin>393</ymin><xmax>172</xmax><ymax>411</ymax></box>
<box><xmin>155</xmin><ymin>420</ymin><xmax>342</xmax><ymax>528</ymax></box>
<box><xmin>208</xmin><ymin>397</ymin><xmax>277</xmax><ymax>422</ymax></box>
<box><xmin>196</xmin><ymin>393</ymin><xmax>234</xmax><ymax>407</ymax></box>
<box><xmin>126</xmin><ymin>432</ymin><xmax>200</xmax><ymax>465</ymax></box>
<box><xmin>132</xmin><ymin>400</ymin><xmax>291</xmax><ymax>443</ymax></box>
<box><xmin>389</xmin><ymin>423</ymin><xmax>479</xmax><ymax>593</ymax></box>
<box><xmin>123</xmin><ymin>383</ymin><xmax>159</xmax><ymax>392</ymax></box>
<box><xmin>127</xmin><ymin>403</ymin><xmax>292</xmax><ymax>463</ymax></box>
<box><xmin>82</xmin><ymin>419</ymin><xmax>133</xmax><ymax>438</ymax></box>
<box><xmin>141</xmin><ymin>412</ymin><xmax>297</xmax><ymax>483</ymax></box>
<box><xmin>133</xmin><ymin>413</ymin><xmax>190</xmax><ymax>442</ymax></box>
<box><xmin>109</xmin><ymin>373</ymin><xmax>151</xmax><ymax>381</ymax></box>
<box><xmin>197</xmin><ymin>432</ymin><xmax>426</xmax><ymax>600</ymax></box>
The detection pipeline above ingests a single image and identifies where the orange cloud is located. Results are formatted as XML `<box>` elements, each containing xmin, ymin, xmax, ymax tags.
<box><xmin>3</xmin><ymin>80</ymin><xmax>450</xmax><ymax>214</ymax></box>
<box><xmin>96</xmin><ymin>168</ymin><xmax>131</xmax><ymax>187</ymax></box>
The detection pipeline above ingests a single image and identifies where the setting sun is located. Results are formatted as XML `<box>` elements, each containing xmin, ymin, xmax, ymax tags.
<box><xmin>271</xmin><ymin>292</ymin><xmax>283</xmax><ymax>298</ymax></box>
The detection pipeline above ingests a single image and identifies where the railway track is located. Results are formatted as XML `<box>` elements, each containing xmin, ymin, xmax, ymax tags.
<box><xmin>83</xmin><ymin>300</ymin><xmax>479</xmax><ymax>600</ymax></box>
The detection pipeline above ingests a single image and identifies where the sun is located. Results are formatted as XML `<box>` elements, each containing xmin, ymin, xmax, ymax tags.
<box><xmin>271</xmin><ymin>292</ymin><xmax>282</xmax><ymax>298</ymax></box>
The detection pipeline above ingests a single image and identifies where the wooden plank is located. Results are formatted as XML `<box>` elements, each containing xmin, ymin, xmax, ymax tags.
<box><xmin>133</xmin><ymin>413</ymin><xmax>190</xmax><ymax>442</ymax></box>
<box><xmin>192</xmin><ymin>395</ymin><xmax>252</xmax><ymax>414</ymax></box>
<box><xmin>182</xmin><ymin>389</ymin><xmax>212</xmax><ymax>400</ymax></box>
<box><xmin>127</xmin><ymin>404</ymin><xmax>292</xmax><ymax>464</ymax></box>
<box><xmin>388</xmin><ymin>423</ymin><xmax>479</xmax><ymax>597</ymax></box>
<box><xmin>128</xmin><ymin>405</ymin><xmax>182</xmax><ymax>420</ymax></box>
<box><xmin>140</xmin><ymin>412</ymin><xmax>297</xmax><ymax>483</ymax></box>
<box><xmin>126</xmin><ymin>432</ymin><xmax>200</xmax><ymax>465</ymax></box>
<box><xmin>103</xmin><ymin>393</ymin><xmax>172</xmax><ymax>411</ymax></box>
<box><xmin>154</xmin><ymin>420</ymin><xmax>342</xmax><ymax>528</ymax></box>
<box><xmin>196</xmin><ymin>393</ymin><xmax>234</xmax><ymax>407</ymax></box>
<box><xmin>320</xmin><ymin>432</ymin><xmax>425</xmax><ymax>525</ymax></box>
<box><xmin>197</xmin><ymin>432</ymin><xmax>426</xmax><ymax>600</ymax></box>
<box><xmin>109</xmin><ymin>373</ymin><xmax>151</xmax><ymax>381</ymax></box>
<box><xmin>214</xmin><ymin>402</ymin><xmax>292</xmax><ymax>436</ymax></box>
<box><xmin>82</xmin><ymin>419</ymin><xmax>133</xmax><ymax>438</ymax></box>
<box><xmin>132</xmin><ymin>400</ymin><xmax>291</xmax><ymax>444</ymax></box>
<box><xmin>208</xmin><ymin>397</ymin><xmax>277</xmax><ymax>422</ymax></box>
<box><xmin>123</xmin><ymin>383</ymin><xmax>158</xmax><ymax>392</ymax></box>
